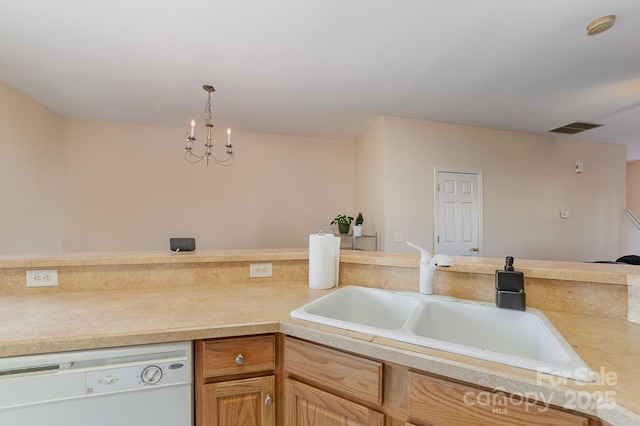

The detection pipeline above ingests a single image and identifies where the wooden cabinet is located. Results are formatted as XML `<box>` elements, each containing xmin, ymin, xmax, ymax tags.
<box><xmin>283</xmin><ymin>337</ymin><xmax>385</xmax><ymax>426</ymax></box>
<box><xmin>407</xmin><ymin>372</ymin><xmax>591</xmax><ymax>426</ymax></box>
<box><xmin>195</xmin><ymin>335</ymin><xmax>276</xmax><ymax>426</ymax></box>
<box><xmin>285</xmin><ymin>378</ymin><xmax>384</xmax><ymax>425</ymax></box>
<box><xmin>195</xmin><ymin>334</ymin><xmax>599</xmax><ymax>426</ymax></box>
<box><xmin>201</xmin><ymin>376</ymin><xmax>275</xmax><ymax>426</ymax></box>
<box><xmin>283</xmin><ymin>336</ymin><xmax>598</xmax><ymax>426</ymax></box>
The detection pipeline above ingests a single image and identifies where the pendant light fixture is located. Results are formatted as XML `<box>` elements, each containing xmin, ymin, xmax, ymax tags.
<box><xmin>184</xmin><ymin>85</ymin><xmax>234</xmax><ymax>166</ymax></box>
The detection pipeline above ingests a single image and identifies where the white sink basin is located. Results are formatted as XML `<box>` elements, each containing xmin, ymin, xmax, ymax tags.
<box><xmin>300</xmin><ymin>285</ymin><xmax>421</xmax><ymax>330</ymax></box>
<box><xmin>291</xmin><ymin>286</ymin><xmax>594</xmax><ymax>382</ymax></box>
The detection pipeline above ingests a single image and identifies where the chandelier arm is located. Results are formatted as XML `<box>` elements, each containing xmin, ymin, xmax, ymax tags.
<box><xmin>185</xmin><ymin>151</ymin><xmax>207</xmax><ymax>163</ymax></box>
<box><xmin>209</xmin><ymin>155</ymin><xmax>235</xmax><ymax>166</ymax></box>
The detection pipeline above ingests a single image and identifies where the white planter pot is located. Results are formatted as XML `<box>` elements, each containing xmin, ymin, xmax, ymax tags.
<box><xmin>352</xmin><ymin>225</ymin><xmax>363</xmax><ymax>237</ymax></box>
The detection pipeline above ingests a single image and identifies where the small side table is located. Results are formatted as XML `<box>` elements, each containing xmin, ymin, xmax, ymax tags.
<box><xmin>337</xmin><ymin>232</ymin><xmax>377</xmax><ymax>251</ymax></box>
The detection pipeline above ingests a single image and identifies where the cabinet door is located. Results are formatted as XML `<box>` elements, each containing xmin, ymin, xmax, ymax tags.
<box><xmin>202</xmin><ymin>375</ymin><xmax>275</xmax><ymax>426</ymax></box>
<box><xmin>285</xmin><ymin>378</ymin><xmax>384</xmax><ymax>426</ymax></box>
<box><xmin>408</xmin><ymin>372</ymin><xmax>589</xmax><ymax>426</ymax></box>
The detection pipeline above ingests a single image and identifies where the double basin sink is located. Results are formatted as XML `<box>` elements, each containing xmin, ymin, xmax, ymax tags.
<box><xmin>291</xmin><ymin>286</ymin><xmax>594</xmax><ymax>382</ymax></box>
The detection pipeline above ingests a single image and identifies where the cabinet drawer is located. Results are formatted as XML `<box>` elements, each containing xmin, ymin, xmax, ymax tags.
<box><xmin>198</xmin><ymin>334</ymin><xmax>275</xmax><ymax>379</ymax></box>
<box><xmin>284</xmin><ymin>337</ymin><xmax>383</xmax><ymax>405</ymax></box>
<box><xmin>408</xmin><ymin>372</ymin><xmax>589</xmax><ymax>426</ymax></box>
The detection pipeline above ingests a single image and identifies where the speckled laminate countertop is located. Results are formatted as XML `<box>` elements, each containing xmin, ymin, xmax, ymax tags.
<box><xmin>2</xmin><ymin>249</ymin><xmax>640</xmax><ymax>286</ymax></box>
<box><xmin>0</xmin><ymin>280</ymin><xmax>638</xmax><ymax>425</ymax></box>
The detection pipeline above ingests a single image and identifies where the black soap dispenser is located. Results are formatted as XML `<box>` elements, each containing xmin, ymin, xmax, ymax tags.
<box><xmin>495</xmin><ymin>256</ymin><xmax>526</xmax><ymax>311</ymax></box>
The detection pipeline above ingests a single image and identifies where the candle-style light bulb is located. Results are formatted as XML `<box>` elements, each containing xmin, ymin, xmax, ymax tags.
<box><xmin>190</xmin><ymin>120</ymin><xmax>195</xmax><ymax>138</ymax></box>
<box><xmin>226</xmin><ymin>128</ymin><xmax>231</xmax><ymax>145</ymax></box>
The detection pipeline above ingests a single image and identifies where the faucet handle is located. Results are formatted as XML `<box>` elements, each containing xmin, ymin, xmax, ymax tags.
<box><xmin>432</xmin><ymin>254</ymin><xmax>454</xmax><ymax>267</ymax></box>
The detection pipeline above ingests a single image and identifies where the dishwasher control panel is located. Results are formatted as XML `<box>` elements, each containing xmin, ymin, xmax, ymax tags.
<box><xmin>86</xmin><ymin>360</ymin><xmax>189</xmax><ymax>395</ymax></box>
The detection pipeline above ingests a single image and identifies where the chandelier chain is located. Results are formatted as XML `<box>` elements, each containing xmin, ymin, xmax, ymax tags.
<box><xmin>204</xmin><ymin>90</ymin><xmax>213</xmax><ymax>127</ymax></box>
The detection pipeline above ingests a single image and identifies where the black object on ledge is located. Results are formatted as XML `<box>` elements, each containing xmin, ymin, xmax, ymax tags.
<box><xmin>169</xmin><ymin>238</ymin><xmax>196</xmax><ymax>252</ymax></box>
<box><xmin>616</xmin><ymin>255</ymin><xmax>640</xmax><ymax>265</ymax></box>
<box><xmin>592</xmin><ymin>255</ymin><xmax>640</xmax><ymax>265</ymax></box>
<box><xmin>495</xmin><ymin>256</ymin><xmax>526</xmax><ymax>311</ymax></box>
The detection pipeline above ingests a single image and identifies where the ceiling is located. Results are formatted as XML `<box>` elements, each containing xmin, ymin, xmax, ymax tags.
<box><xmin>2</xmin><ymin>1</ymin><xmax>640</xmax><ymax>160</ymax></box>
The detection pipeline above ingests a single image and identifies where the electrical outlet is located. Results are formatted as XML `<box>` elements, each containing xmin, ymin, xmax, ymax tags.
<box><xmin>250</xmin><ymin>263</ymin><xmax>272</xmax><ymax>278</ymax></box>
<box><xmin>26</xmin><ymin>269</ymin><xmax>58</xmax><ymax>287</ymax></box>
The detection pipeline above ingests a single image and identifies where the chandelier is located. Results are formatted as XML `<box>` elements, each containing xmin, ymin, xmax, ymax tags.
<box><xmin>185</xmin><ymin>85</ymin><xmax>234</xmax><ymax>166</ymax></box>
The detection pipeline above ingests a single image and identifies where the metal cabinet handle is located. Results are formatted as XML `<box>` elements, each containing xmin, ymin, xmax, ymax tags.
<box><xmin>235</xmin><ymin>354</ymin><xmax>244</xmax><ymax>365</ymax></box>
<box><xmin>264</xmin><ymin>394</ymin><xmax>273</xmax><ymax>406</ymax></box>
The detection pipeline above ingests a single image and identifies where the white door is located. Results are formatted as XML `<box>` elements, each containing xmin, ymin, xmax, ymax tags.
<box><xmin>435</xmin><ymin>170</ymin><xmax>482</xmax><ymax>256</ymax></box>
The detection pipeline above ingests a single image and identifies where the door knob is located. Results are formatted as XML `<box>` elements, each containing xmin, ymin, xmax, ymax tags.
<box><xmin>471</xmin><ymin>247</ymin><xmax>480</xmax><ymax>252</ymax></box>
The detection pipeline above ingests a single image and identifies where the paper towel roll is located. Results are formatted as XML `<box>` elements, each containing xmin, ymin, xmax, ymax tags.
<box><xmin>309</xmin><ymin>233</ymin><xmax>340</xmax><ymax>289</ymax></box>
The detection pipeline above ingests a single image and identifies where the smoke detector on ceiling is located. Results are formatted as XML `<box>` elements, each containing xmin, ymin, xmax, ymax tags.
<box><xmin>586</xmin><ymin>15</ymin><xmax>616</xmax><ymax>36</ymax></box>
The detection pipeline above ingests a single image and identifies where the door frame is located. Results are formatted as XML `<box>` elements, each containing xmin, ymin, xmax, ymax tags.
<box><xmin>434</xmin><ymin>168</ymin><xmax>484</xmax><ymax>256</ymax></box>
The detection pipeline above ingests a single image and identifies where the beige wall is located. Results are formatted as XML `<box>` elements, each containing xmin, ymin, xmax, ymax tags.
<box><xmin>354</xmin><ymin>117</ymin><xmax>386</xmax><ymax>248</ymax></box>
<box><xmin>359</xmin><ymin>116</ymin><xmax>627</xmax><ymax>262</ymax></box>
<box><xmin>0</xmin><ymin>81</ymin><xmax>64</xmax><ymax>254</ymax></box>
<box><xmin>1</xmin><ymin>83</ymin><xmax>630</xmax><ymax>260</ymax></box>
<box><xmin>627</xmin><ymin>160</ymin><xmax>640</xmax><ymax>215</ymax></box>
<box><xmin>626</xmin><ymin>160</ymin><xmax>640</xmax><ymax>255</ymax></box>
<box><xmin>1</xmin><ymin>82</ymin><xmax>354</xmax><ymax>254</ymax></box>
<box><xmin>62</xmin><ymin>119</ymin><xmax>354</xmax><ymax>251</ymax></box>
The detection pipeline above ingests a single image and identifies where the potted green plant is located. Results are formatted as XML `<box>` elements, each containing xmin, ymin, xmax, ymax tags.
<box><xmin>331</xmin><ymin>214</ymin><xmax>354</xmax><ymax>235</ymax></box>
<box><xmin>353</xmin><ymin>212</ymin><xmax>364</xmax><ymax>236</ymax></box>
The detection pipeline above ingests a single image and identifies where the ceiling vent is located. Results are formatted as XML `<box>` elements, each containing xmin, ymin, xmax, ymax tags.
<box><xmin>547</xmin><ymin>121</ymin><xmax>605</xmax><ymax>135</ymax></box>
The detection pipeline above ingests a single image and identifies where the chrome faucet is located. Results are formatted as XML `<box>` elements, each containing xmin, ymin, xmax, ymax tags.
<box><xmin>406</xmin><ymin>241</ymin><xmax>454</xmax><ymax>294</ymax></box>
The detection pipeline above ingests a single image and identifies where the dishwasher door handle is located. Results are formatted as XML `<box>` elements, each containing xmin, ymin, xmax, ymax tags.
<box><xmin>0</xmin><ymin>363</ymin><xmax>72</xmax><ymax>377</ymax></box>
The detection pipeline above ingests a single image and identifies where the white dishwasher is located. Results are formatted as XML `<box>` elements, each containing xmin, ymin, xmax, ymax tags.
<box><xmin>0</xmin><ymin>341</ymin><xmax>192</xmax><ymax>426</ymax></box>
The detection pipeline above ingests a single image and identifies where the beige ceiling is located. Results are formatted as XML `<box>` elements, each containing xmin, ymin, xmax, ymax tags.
<box><xmin>1</xmin><ymin>1</ymin><xmax>639</xmax><ymax>159</ymax></box>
